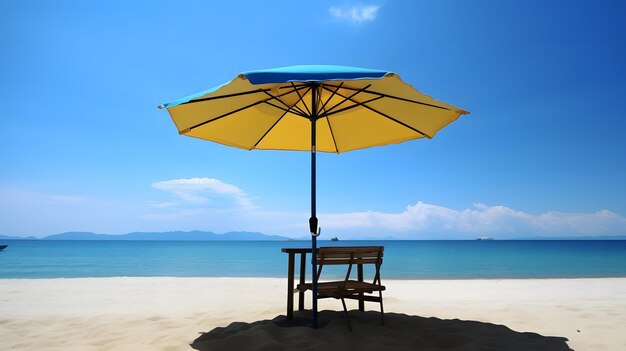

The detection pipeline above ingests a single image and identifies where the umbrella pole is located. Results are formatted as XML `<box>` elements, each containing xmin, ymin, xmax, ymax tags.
<box><xmin>309</xmin><ymin>83</ymin><xmax>319</xmax><ymax>329</ymax></box>
<box><xmin>310</xmin><ymin>141</ymin><xmax>318</xmax><ymax>329</ymax></box>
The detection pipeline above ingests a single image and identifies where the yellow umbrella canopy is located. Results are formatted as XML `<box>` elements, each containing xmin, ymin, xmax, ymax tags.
<box><xmin>161</xmin><ymin>65</ymin><xmax>468</xmax><ymax>153</ymax></box>
<box><xmin>159</xmin><ymin>65</ymin><xmax>468</xmax><ymax>328</ymax></box>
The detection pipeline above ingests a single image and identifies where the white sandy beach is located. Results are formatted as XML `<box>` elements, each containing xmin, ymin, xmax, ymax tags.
<box><xmin>1</xmin><ymin>278</ymin><xmax>625</xmax><ymax>350</ymax></box>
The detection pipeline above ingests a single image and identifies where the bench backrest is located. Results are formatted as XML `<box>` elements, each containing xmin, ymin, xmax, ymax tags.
<box><xmin>317</xmin><ymin>246</ymin><xmax>384</xmax><ymax>265</ymax></box>
<box><xmin>316</xmin><ymin>246</ymin><xmax>384</xmax><ymax>285</ymax></box>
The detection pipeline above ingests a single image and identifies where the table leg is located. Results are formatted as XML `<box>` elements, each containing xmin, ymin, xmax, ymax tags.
<box><xmin>358</xmin><ymin>263</ymin><xmax>364</xmax><ymax>311</ymax></box>
<box><xmin>287</xmin><ymin>252</ymin><xmax>295</xmax><ymax>320</ymax></box>
<box><xmin>299</xmin><ymin>252</ymin><xmax>306</xmax><ymax>311</ymax></box>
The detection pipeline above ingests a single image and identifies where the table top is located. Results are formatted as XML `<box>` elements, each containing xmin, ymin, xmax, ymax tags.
<box><xmin>282</xmin><ymin>246</ymin><xmax>384</xmax><ymax>253</ymax></box>
<box><xmin>281</xmin><ymin>248</ymin><xmax>312</xmax><ymax>253</ymax></box>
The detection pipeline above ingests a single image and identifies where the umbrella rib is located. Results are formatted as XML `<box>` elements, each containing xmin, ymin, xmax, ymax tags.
<box><xmin>318</xmin><ymin>84</ymin><xmax>372</xmax><ymax>117</ymax></box>
<box><xmin>292</xmin><ymin>82</ymin><xmax>312</xmax><ymax>116</ymax></box>
<box><xmin>319</xmin><ymin>106</ymin><xmax>340</xmax><ymax>153</ymax></box>
<box><xmin>290</xmin><ymin>88</ymin><xmax>311</xmax><ymax>118</ymax></box>
<box><xmin>258</xmin><ymin>92</ymin><xmax>307</xmax><ymax>117</ymax></box>
<box><xmin>261</xmin><ymin>100</ymin><xmax>308</xmax><ymax>118</ymax></box>
<box><xmin>287</xmin><ymin>85</ymin><xmax>313</xmax><ymax>118</ymax></box>
<box><xmin>250</xmin><ymin>84</ymin><xmax>315</xmax><ymax>149</ymax></box>
<box><xmin>316</xmin><ymin>84</ymin><xmax>324</xmax><ymax>115</ymax></box>
<box><xmin>264</xmin><ymin>85</ymin><xmax>308</xmax><ymax>117</ymax></box>
<box><xmin>320</xmin><ymin>86</ymin><xmax>432</xmax><ymax>139</ymax></box>
<box><xmin>319</xmin><ymin>82</ymin><xmax>343</xmax><ymax>114</ymax></box>
<box><xmin>265</xmin><ymin>84</ymin><xmax>313</xmax><ymax>119</ymax></box>
<box><xmin>181</xmin><ymin>88</ymin><xmax>307</xmax><ymax>133</ymax></box>
<box><xmin>317</xmin><ymin>85</ymin><xmax>341</xmax><ymax>152</ymax></box>
<box><xmin>251</xmin><ymin>110</ymin><xmax>289</xmax><ymax>150</ymax></box>
<box><xmin>323</xmin><ymin>83</ymin><xmax>454</xmax><ymax>112</ymax></box>
<box><xmin>179</xmin><ymin>87</ymin><xmax>270</xmax><ymax>105</ymax></box>
<box><xmin>319</xmin><ymin>95</ymin><xmax>384</xmax><ymax>118</ymax></box>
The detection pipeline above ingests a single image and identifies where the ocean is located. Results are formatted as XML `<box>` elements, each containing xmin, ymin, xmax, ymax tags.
<box><xmin>1</xmin><ymin>240</ymin><xmax>625</xmax><ymax>279</ymax></box>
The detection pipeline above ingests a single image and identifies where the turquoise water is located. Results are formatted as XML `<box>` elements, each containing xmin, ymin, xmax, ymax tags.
<box><xmin>1</xmin><ymin>240</ymin><xmax>625</xmax><ymax>279</ymax></box>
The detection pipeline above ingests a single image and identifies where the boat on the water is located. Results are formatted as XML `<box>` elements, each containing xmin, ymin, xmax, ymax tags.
<box><xmin>331</xmin><ymin>237</ymin><xmax>339</xmax><ymax>241</ymax></box>
<box><xmin>0</xmin><ymin>245</ymin><xmax>7</xmax><ymax>251</ymax></box>
<box><xmin>475</xmin><ymin>237</ymin><xmax>493</xmax><ymax>241</ymax></box>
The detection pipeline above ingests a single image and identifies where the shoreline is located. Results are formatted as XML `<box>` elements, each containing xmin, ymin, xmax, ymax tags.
<box><xmin>0</xmin><ymin>275</ymin><xmax>626</xmax><ymax>282</ymax></box>
<box><xmin>1</xmin><ymin>277</ymin><xmax>625</xmax><ymax>350</ymax></box>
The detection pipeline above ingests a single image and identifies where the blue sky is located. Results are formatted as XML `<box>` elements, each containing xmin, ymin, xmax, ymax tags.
<box><xmin>1</xmin><ymin>0</ymin><xmax>625</xmax><ymax>239</ymax></box>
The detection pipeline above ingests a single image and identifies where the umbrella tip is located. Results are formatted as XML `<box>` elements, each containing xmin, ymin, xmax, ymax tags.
<box><xmin>157</xmin><ymin>104</ymin><xmax>165</xmax><ymax>109</ymax></box>
<box><xmin>237</xmin><ymin>74</ymin><xmax>248</xmax><ymax>81</ymax></box>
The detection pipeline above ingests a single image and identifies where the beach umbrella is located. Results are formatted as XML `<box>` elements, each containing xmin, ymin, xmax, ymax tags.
<box><xmin>158</xmin><ymin>65</ymin><xmax>469</xmax><ymax>328</ymax></box>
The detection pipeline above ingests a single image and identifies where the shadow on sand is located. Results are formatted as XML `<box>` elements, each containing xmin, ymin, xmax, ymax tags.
<box><xmin>191</xmin><ymin>310</ymin><xmax>572</xmax><ymax>351</ymax></box>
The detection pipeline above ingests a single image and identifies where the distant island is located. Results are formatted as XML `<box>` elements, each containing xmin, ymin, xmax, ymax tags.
<box><xmin>0</xmin><ymin>231</ymin><xmax>292</xmax><ymax>241</ymax></box>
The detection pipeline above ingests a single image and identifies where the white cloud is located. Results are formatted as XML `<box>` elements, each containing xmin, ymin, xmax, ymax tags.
<box><xmin>533</xmin><ymin>209</ymin><xmax>624</xmax><ymax>233</ymax></box>
<box><xmin>141</xmin><ymin>188</ymin><xmax>626</xmax><ymax>239</ymax></box>
<box><xmin>151</xmin><ymin>178</ymin><xmax>255</xmax><ymax>210</ymax></box>
<box><xmin>3</xmin><ymin>182</ymin><xmax>625</xmax><ymax>239</ymax></box>
<box><xmin>329</xmin><ymin>5</ymin><xmax>379</xmax><ymax>23</ymax></box>
<box><xmin>318</xmin><ymin>202</ymin><xmax>626</xmax><ymax>239</ymax></box>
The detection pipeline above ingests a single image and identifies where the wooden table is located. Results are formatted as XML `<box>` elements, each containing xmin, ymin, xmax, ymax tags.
<box><xmin>281</xmin><ymin>248</ymin><xmax>310</xmax><ymax>320</ymax></box>
<box><xmin>281</xmin><ymin>247</ymin><xmax>366</xmax><ymax>320</ymax></box>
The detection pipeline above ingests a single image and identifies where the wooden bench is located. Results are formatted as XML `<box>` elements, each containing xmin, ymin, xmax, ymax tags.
<box><xmin>297</xmin><ymin>246</ymin><xmax>385</xmax><ymax>331</ymax></box>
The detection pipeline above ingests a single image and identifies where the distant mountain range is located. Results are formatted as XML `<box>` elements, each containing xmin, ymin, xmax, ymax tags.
<box><xmin>0</xmin><ymin>231</ymin><xmax>292</xmax><ymax>241</ymax></box>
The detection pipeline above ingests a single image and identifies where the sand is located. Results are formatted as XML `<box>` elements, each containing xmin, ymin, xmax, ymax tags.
<box><xmin>1</xmin><ymin>278</ymin><xmax>625</xmax><ymax>350</ymax></box>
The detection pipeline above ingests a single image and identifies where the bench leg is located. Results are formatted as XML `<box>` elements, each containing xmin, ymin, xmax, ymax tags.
<box><xmin>357</xmin><ymin>263</ymin><xmax>365</xmax><ymax>311</ymax></box>
<box><xmin>287</xmin><ymin>253</ymin><xmax>295</xmax><ymax>320</ymax></box>
<box><xmin>298</xmin><ymin>252</ymin><xmax>306</xmax><ymax>311</ymax></box>
<box><xmin>379</xmin><ymin>291</ymin><xmax>384</xmax><ymax>326</ymax></box>
<box><xmin>340</xmin><ymin>298</ymin><xmax>353</xmax><ymax>332</ymax></box>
